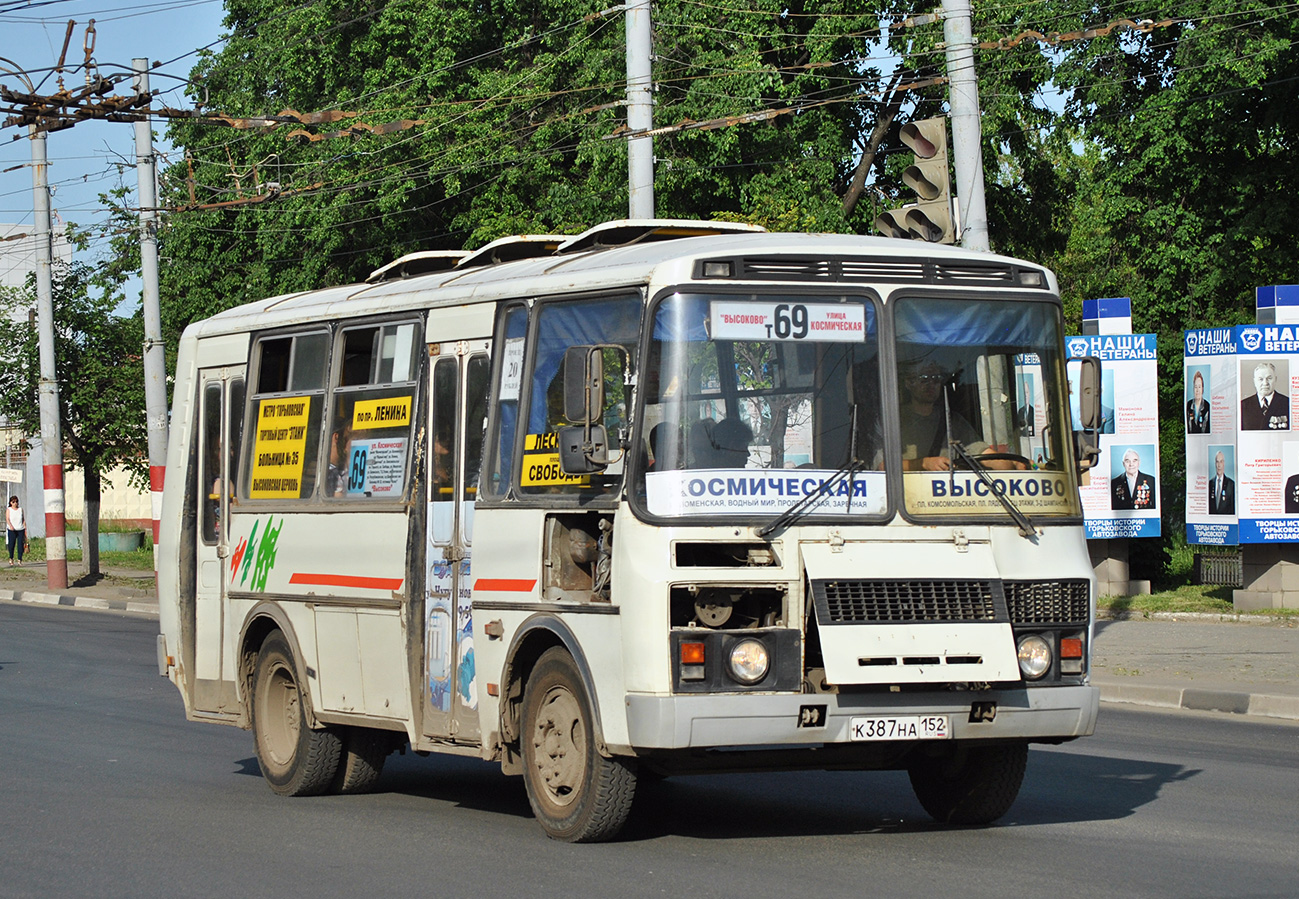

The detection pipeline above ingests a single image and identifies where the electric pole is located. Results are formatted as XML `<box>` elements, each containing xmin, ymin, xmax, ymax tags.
<box><xmin>134</xmin><ymin>59</ymin><xmax>168</xmax><ymax>558</ymax></box>
<box><xmin>940</xmin><ymin>0</ymin><xmax>990</xmax><ymax>251</ymax></box>
<box><xmin>625</xmin><ymin>0</ymin><xmax>654</xmax><ymax>218</ymax></box>
<box><xmin>30</xmin><ymin>124</ymin><xmax>69</xmax><ymax>589</ymax></box>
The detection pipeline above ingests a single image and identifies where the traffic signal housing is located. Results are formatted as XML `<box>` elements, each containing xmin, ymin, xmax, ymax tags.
<box><xmin>873</xmin><ymin>117</ymin><xmax>954</xmax><ymax>244</ymax></box>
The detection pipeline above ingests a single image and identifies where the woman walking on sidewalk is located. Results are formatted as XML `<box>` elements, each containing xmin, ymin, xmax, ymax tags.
<box><xmin>6</xmin><ymin>495</ymin><xmax>26</xmax><ymax>566</ymax></box>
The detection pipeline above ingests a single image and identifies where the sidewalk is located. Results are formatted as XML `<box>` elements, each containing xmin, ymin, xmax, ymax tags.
<box><xmin>3</xmin><ymin>562</ymin><xmax>1297</xmax><ymax>722</ymax></box>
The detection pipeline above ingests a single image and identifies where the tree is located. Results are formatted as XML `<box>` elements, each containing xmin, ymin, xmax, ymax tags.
<box><xmin>156</xmin><ymin>0</ymin><xmax>924</xmax><ymax>336</ymax></box>
<box><xmin>0</xmin><ymin>259</ymin><xmax>147</xmax><ymax>577</ymax></box>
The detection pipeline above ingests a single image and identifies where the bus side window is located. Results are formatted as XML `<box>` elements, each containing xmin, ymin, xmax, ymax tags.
<box><xmin>245</xmin><ymin>331</ymin><xmax>328</xmax><ymax>501</ymax></box>
<box><xmin>519</xmin><ymin>294</ymin><xmax>640</xmax><ymax>495</ymax></box>
<box><xmin>481</xmin><ymin>304</ymin><xmax>528</xmax><ymax>500</ymax></box>
<box><xmin>201</xmin><ymin>383</ymin><xmax>221</xmax><ymax>544</ymax></box>
<box><xmin>328</xmin><ymin>320</ymin><xmax>422</xmax><ymax>501</ymax></box>
<box><xmin>463</xmin><ymin>354</ymin><xmax>490</xmax><ymax>542</ymax></box>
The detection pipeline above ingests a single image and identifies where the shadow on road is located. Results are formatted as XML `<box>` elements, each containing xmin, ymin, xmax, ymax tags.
<box><xmin>296</xmin><ymin>744</ymin><xmax>1199</xmax><ymax>841</ymax></box>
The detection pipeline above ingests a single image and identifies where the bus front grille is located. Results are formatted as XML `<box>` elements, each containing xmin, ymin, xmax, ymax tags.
<box><xmin>811</xmin><ymin>579</ymin><xmax>1002</xmax><ymax>624</ymax></box>
<box><xmin>1003</xmin><ymin>579</ymin><xmax>1091</xmax><ymax>624</ymax></box>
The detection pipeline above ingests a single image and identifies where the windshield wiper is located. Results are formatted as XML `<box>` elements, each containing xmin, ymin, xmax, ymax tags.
<box><xmin>756</xmin><ymin>406</ymin><xmax>860</xmax><ymax>539</ymax></box>
<box><xmin>947</xmin><ymin>440</ymin><xmax>1040</xmax><ymax>539</ymax></box>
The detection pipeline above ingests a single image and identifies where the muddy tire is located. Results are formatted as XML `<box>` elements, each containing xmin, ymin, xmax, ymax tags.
<box><xmin>520</xmin><ymin>647</ymin><xmax>637</xmax><ymax>842</ymax></box>
<box><xmin>908</xmin><ymin>742</ymin><xmax>1028</xmax><ymax>825</ymax></box>
<box><xmin>251</xmin><ymin>631</ymin><xmax>342</xmax><ymax>796</ymax></box>
<box><xmin>331</xmin><ymin>727</ymin><xmax>389</xmax><ymax>794</ymax></box>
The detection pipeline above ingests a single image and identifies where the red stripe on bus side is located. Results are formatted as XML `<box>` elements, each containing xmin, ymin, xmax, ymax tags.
<box><xmin>288</xmin><ymin>573</ymin><xmax>405</xmax><ymax>591</ymax></box>
<box><xmin>473</xmin><ymin>578</ymin><xmax>537</xmax><ymax>593</ymax></box>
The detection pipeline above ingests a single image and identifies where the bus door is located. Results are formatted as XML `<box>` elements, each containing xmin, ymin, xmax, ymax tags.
<box><xmin>194</xmin><ymin>367</ymin><xmax>246</xmax><ymax>712</ymax></box>
<box><xmin>423</xmin><ymin>344</ymin><xmax>491</xmax><ymax>741</ymax></box>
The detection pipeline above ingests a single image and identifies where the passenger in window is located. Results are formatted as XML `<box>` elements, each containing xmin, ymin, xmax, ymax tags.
<box><xmin>328</xmin><ymin>421</ymin><xmax>353</xmax><ymax>496</ymax></box>
<box><xmin>688</xmin><ymin>419</ymin><xmax>718</xmax><ymax>468</ymax></box>
<box><xmin>646</xmin><ymin>422</ymin><xmax>684</xmax><ymax>471</ymax></box>
<box><xmin>712</xmin><ymin>418</ymin><xmax>753</xmax><ymax>468</ymax></box>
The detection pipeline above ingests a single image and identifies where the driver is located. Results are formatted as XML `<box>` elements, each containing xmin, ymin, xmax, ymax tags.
<box><xmin>899</xmin><ymin>362</ymin><xmax>980</xmax><ymax>471</ymax></box>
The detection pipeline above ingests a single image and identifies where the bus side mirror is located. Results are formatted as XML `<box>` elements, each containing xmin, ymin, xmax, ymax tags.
<box><xmin>563</xmin><ymin>346</ymin><xmax>604</xmax><ymax>425</ymax></box>
<box><xmin>558</xmin><ymin>424</ymin><xmax>609</xmax><ymax>474</ymax></box>
<box><xmin>1076</xmin><ymin>355</ymin><xmax>1102</xmax><ymax>469</ymax></box>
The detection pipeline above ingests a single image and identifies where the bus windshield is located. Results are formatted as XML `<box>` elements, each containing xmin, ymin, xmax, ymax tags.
<box><xmin>893</xmin><ymin>295</ymin><xmax>1081</xmax><ymax>520</ymax></box>
<box><xmin>635</xmin><ymin>292</ymin><xmax>887</xmax><ymax>520</ymax></box>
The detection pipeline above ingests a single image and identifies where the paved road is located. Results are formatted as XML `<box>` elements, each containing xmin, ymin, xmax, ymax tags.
<box><xmin>2</xmin><ymin>602</ymin><xmax>1297</xmax><ymax>899</ymax></box>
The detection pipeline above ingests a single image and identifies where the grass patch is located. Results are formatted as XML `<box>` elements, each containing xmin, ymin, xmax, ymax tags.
<box><xmin>1099</xmin><ymin>584</ymin><xmax>1299</xmax><ymax>617</ymax></box>
<box><xmin>24</xmin><ymin>536</ymin><xmax>156</xmax><ymax>571</ymax></box>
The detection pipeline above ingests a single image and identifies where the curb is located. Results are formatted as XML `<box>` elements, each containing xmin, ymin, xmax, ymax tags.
<box><xmin>1096</xmin><ymin>679</ymin><xmax>1299</xmax><ymax>721</ymax></box>
<box><xmin>2</xmin><ymin>588</ymin><xmax>159</xmax><ymax>618</ymax></box>
<box><xmin>1097</xmin><ymin>610</ymin><xmax>1297</xmax><ymax>625</ymax></box>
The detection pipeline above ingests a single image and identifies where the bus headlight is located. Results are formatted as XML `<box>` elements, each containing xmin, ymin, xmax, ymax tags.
<box><xmin>1017</xmin><ymin>634</ymin><xmax>1052</xmax><ymax>680</ymax></box>
<box><xmin>727</xmin><ymin>639</ymin><xmax>770</xmax><ymax>685</ymax></box>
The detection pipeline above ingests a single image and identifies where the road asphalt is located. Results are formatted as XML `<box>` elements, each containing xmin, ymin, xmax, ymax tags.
<box><xmin>1</xmin><ymin>561</ymin><xmax>1296</xmax><ymax>722</ymax></box>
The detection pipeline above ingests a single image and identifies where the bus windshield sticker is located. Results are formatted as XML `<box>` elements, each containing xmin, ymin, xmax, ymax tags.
<box><xmin>646</xmin><ymin>469</ymin><xmax>886</xmax><ymax>517</ymax></box>
<box><xmin>347</xmin><ymin>437</ymin><xmax>408</xmax><ymax>497</ymax></box>
<box><xmin>250</xmin><ymin>398</ymin><xmax>312</xmax><ymax>499</ymax></box>
<box><xmin>520</xmin><ymin>432</ymin><xmax>589</xmax><ymax>487</ymax></box>
<box><xmin>500</xmin><ymin>338</ymin><xmax>525</xmax><ymax>400</ymax></box>
<box><xmin>352</xmin><ymin>396</ymin><xmax>412</xmax><ymax>430</ymax></box>
<box><xmin>709</xmin><ymin>301</ymin><xmax>866</xmax><ymax>343</ymax></box>
<box><xmin>903</xmin><ymin>471</ymin><xmax>1075</xmax><ymax>515</ymax></box>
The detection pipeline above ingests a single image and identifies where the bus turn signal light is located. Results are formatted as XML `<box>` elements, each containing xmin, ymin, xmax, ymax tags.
<box><xmin>680</xmin><ymin>642</ymin><xmax>706</xmax><ymax>681</ymax></box>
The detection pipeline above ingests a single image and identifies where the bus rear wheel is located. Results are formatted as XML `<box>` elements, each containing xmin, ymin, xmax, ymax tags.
<box><xmin>520</xmin><ymin>647</ymin><xmax>637</xmax><ymax>842</ymax></box>
<box><xmin>331</xmin><ymin>727</ymin><xmax>389</xmax><ymax>794</ymax></box>
<box><xmin>907</xmin><ymin>741</ymin><xmax>1028</xmax><ymax>825</ymax></box>
<box><xmin>251</xmin><ymin>631</ymin><xmax>343</xmax><ymax>796</ymax></box>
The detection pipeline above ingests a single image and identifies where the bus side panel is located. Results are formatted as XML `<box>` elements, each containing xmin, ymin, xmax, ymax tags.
<box><xmin>470</xmin><ymin>507</ymin><xmax>631</xmax><ymax>752</ymax></box>
<box><xmin>158</xmin><ymin>331</ymin><xmax>200</xmax><ymax>713</ymax></box>
<box><xmin>224</xmin><ymin>509</ymin><xmax>413</xmax><ymax>724</ymax></box>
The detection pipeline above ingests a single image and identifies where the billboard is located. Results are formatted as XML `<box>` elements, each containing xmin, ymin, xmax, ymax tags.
<box><xmin>1183</xmin><ymin>328</ymin><xmax>1238</xmax><ymax>545</ymax></box>
<box><xmin>1234</xmin><ymin>324</ymin><xmax>1299</xmax><ymax>542</ymax></box>
<box><xmin>1067</xmin><ymin>333</ymin><xmax>1161</xmax><ymax>538</ymax></box>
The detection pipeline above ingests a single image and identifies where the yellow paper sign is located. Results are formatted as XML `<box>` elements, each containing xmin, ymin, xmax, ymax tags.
<box><xmin>352</xmin><ymin>396</ymin><xmax>412</xmax><ymax>430</ymax></box>
<box><xmin>520</xmin><ymin>432</ymin><xmax>588</xmax><ymax>487</ymax></box>
<box><xmin>250</xmin><ymin>397</ymin><xmax>312</xmax><ymax>498</ymax></box>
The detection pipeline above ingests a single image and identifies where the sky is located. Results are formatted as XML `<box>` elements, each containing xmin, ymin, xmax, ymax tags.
<box><xmin>0</xmin><ymin>0</ymin><xmax>227</xmax><ymax>278</ymax></box>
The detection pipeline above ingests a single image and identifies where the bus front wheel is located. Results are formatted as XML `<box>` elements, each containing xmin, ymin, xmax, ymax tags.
<box><xmin>907</xmin><ymin>741</ymin><xmax>1028</xmax><ymax>825</ymax></box>
<box><xmin>251</xmin><ymin>631</ymin><xmax>343</xmax><ymax>796</ymax></box>
<box><xmin>520</xmin><ymin>647</ymin><xmax>637</xmax><ymax>842</ymax></box>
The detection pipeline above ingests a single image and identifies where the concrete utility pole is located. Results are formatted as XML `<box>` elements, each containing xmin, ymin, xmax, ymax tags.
<box><xmin>940</xmin><ymin>0</ymin><xmax>989</xmax><ymax>252</ymax></box>
<box><xmin>133</xmin><ymin>59</ymin><xmax>168</xmax><ymax>557</ymax></box>
<box><xmin>625</xmin><ymin>0</ymin><xmax>655</xmax><ymax>218</ymax></box>
<box><xmin>29</xmin><ymin>124</ymin><xmax>68</xmax><ymax>589</ymax></box>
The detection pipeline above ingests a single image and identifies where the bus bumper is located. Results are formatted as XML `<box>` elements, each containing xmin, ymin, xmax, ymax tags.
<box><xmin>622</xmin><ymin>684</ymin><xmax>1099</xmax><ymax>750</ymax></box>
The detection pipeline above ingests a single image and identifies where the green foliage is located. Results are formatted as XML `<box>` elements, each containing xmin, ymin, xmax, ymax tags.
<box><xmin>0</xmin><ymin>259</ymin><xmax>148</xmax><ymax>485</ymax></box>
<box><xmin>157</xmin><ymin>0</ymin><xmax>924</xmax><ymax>337</ymax></box>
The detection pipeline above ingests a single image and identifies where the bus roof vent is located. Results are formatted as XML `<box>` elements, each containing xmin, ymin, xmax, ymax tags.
<box><xmin>721</xmin><ymin>256</ymin><xmax>1045</xmax><ymax>288</ymax></box>
<box><xmin>738</xmin><ymin>257</ymin><xmax>835</xmax><ymax>280</ymax></box>
<box><xmin>933</xmin><ymin>261</ymin><xmax>1021</xmax><ymax>285</ymax></box>
<box><xmin>838</xmin><ymin>259</ymin><xmax>929</xmax><ymax>282</ymax></box>
<box><xmin>455</xmin><ymin>234</ymin><xmax>567</xmax><ymax>270</ymax></box>
<box><xmin>366</xmin><ymin>250</ymin><xmax>469</xmax><ymax>283</ymax></box>
<box><xmin>557</xmin><ymin>219</ymin><xmax>766</xmax><ymax>255</ymax></box>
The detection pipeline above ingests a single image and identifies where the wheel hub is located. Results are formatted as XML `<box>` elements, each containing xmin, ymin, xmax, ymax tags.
<box><xmin>531</xmin><ymin>685</ymin><xmax>584</xmax><ymax>807</ymax></box>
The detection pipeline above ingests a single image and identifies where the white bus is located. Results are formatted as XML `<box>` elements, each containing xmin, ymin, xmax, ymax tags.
<box><xmin>157</xmin><ymin>220</ymin><xmax>1102</xmax><ymax>842</ymax></box>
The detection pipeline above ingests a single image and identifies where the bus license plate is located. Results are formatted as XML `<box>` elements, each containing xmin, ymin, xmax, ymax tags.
<box><xmin>850</xmin><ymin>715</ymin><xmax>949</xmax><ymax>741</ymax></box>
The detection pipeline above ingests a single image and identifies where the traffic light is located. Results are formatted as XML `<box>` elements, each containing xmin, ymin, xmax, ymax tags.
<box><xmin>873</xmin><ymin>117</ymin><xmax>954</xmax><ymax>244</ymax></box>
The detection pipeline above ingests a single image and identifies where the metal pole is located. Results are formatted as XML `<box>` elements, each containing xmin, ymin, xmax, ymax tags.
<box><xmin>30</xmin><ymin>125</ymin><xmax>68</xmax><ymax>589</ymax></box>
<box><xmin>941</xmin><ymin>0</ymin><xmax>989</xmax><ymax>252</ymax></box>
<box><xmin>625</xmin><ymin>0</ymin><xmax>654</xmax><ymax>219</ymax></box>
<box><xmin>134</xmin><ymin>59</ymin><xmax>168</xmax><ymax>560</ymax></box>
